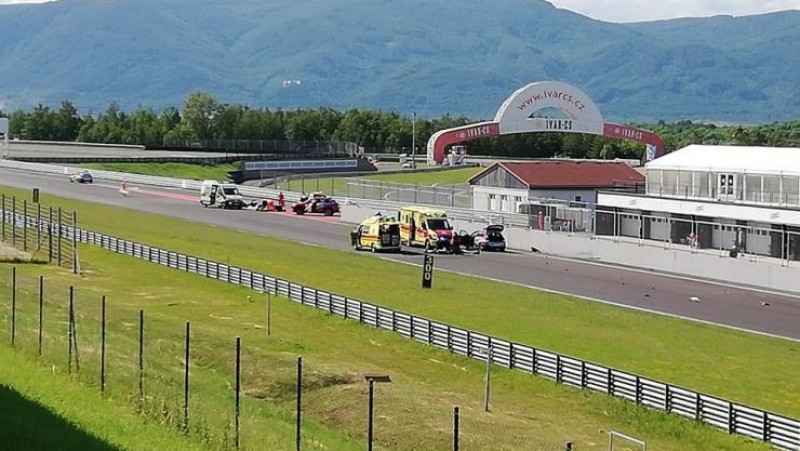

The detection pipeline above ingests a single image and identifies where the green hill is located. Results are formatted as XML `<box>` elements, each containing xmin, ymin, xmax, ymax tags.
<box><xmin>0</xmin><ymin>0</ymin><xmax>798</xmax><ymax>122</ymax></box>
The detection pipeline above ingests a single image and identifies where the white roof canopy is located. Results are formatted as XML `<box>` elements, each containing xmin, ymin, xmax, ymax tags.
<box><xmin>646</xmin><ymin>144</ymin><xmax>800</xmax><ymax>176</ymax></box>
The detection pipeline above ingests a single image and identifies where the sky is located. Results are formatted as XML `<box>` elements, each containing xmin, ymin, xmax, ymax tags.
<box><xmin>0</xmin><ymin>0</ymin><xmax>799</xmax><ymax>22</ymax></box>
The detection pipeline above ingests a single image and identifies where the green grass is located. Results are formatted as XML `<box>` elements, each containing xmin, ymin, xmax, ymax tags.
<box><xmin>274</xmin><ymin>166</ymin><xmax>483</xmax><ymax>198</ymax></box>
<box><xmin>0</xmin><ymin>253</ymin><xmax>771</xmax><ymax>450</ymax></box>
<box><xmin>0</xmin><ymin>345</ymin><xmax>210</xmax><ymax>451</ymax></box>
<box><xmin>84</xmin><ymin>162</ymin><xmax>240</xmax><ymax>182</ymax></box>
<box><xmin>85</xmin><ymin>161</ymin><xmax>481</xmax><ymax>199</ymax></box>
<box><xmin>1</xmin><ymin>185</ymin><xmax>799</xmax><ymax>422</ymax></box>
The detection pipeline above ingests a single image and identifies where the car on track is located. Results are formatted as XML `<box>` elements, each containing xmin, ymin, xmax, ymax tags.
<box><xmin>69</xmin><ymin>171</ymin><xmax>93</xmax><ymax>184</ymax></box>
<box><xmin>293</xmin><ymin>193</ymin><xmax>340</xmax><ymax>216</ymax></box>
<box><xmin>469</xmin><ymin>225</ymin><xmax>506</xmax><ymax>252</ymax></box>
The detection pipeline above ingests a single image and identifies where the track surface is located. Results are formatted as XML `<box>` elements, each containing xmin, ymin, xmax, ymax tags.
<box><xmin>2</xmin><ymin>169</ymin><xmax>799</xmax><ymax>340</ymax></box>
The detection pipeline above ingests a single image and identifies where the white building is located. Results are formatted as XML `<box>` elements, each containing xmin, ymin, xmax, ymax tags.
<box><xmin>597</xmin><ymin>145</ymin><xmax>800</xmax><ymax>260</ymax></box>
<box><xmin>469</xmin><ymin>160</ymin><xmax>644</xmax><ymax>231</ymax></box>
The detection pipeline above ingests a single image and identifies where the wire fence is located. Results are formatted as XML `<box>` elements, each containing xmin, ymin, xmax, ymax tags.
<box><xmin>0</xmin><ymin>193</ymin><xmax>77</xmax><ymax>272</ymax></box>
<box><xmin>17</xmin><ymin>221</ymin><xmax>793</xmax><ymax>451</ymax></box>
<box><xmin>0</xmin><ymin>266</ymin><xmax>577</xmax><ymax>451</ymax></box>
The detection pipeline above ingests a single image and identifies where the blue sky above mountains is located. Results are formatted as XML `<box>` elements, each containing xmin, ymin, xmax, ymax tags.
<box><xmin>1</xmin><ymin>0</ymin><xmax>799</xmax><ymax>22</ymax></box>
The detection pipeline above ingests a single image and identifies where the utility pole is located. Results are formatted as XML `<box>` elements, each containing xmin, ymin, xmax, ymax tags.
<box><xmin>411</xmin><ymin>112</ymin><xmax>416</xmax><ymax>170</ymax></box>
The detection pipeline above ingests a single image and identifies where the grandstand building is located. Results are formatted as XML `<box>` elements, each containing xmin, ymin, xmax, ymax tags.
<box><xmin>597</xmin><ymin>145</ymin><xmax>800</xmax><ymax>261</ymax></box>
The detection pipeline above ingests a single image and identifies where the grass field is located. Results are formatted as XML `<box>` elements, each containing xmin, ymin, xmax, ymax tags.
<box><xmin>1</xmin><ymin>185</ymin><xmax>798</xmax><ymax>424</ymax></box>
<box><xmin>0</xmin><ymin>345</ymin><xmax>210</xmax><ymax>451</ymax></box>
<box><xmin>273</xmin><ymin>166</ymin><xmax>482</xmax><ymax>198</ymax></box>
<box><xmin>84</xmin><ymin>162</ymin><xmax>240</xmax><ymax>182</ymax></box>
<box><xmin>0</xmin><ymin>252</ymin><xmax>771</xmax><ymax>450</ymax></box>
<box><xmin>86</xmin><ymin>161</ymin><xmax>482</xmax><ymax>198</ymax></box>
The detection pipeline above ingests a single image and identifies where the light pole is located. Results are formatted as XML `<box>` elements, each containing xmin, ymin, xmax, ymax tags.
<box><xmin>475</xmin><ymin>346</ymin><xmax>493</xmax><ymax>412</ymax></box>
<box><xmin>364</xmin><ymin>373</ymin><xmax>392</xmax><ymax>451</ymax></box>
<box><xmin>411</xmin><ymin>112</ymin><xmax>416</xmax><ymax>170</ymax></box>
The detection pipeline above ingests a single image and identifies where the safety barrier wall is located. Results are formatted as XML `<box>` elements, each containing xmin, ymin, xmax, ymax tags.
<box><xmin>46</xmin><ymin>223</ymin><xmax>800</xmax><ymax>450</ymax></box>
<box><xmin>3</xmin><ymin>159</ymin><xmax>799</xmax><ymax>294</ymax></box>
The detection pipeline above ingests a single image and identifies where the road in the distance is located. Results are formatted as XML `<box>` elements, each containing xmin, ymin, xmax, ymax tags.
<box><xmin>1</xmin><ymin>169</ymin><xmax>799</xmax><ymax>340</ymax></box>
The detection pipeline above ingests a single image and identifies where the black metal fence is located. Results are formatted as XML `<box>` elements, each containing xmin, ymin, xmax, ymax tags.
<box><xmin>0</xmin><ymin>194</ymin><xmax>77</xmax><ymax>272</ymax></box>
<box><xmin>52</xmin><ymin>226</ymin><xmax>800</xmax><ymax>450</ymax></box>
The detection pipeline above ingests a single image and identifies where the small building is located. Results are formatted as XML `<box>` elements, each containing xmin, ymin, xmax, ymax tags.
<box><xmin>597</xmin><ymin>145</ymin><xmax>800</xmax><ymax>260</ymax></box>
<box><xmin>468</xmin><ymin>160</ymin><xmax>645</xmax><ymax>213</ymax></box>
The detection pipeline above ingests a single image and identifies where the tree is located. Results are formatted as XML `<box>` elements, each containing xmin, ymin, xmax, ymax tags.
<box><xmin>54</xmin><ymin>101</ymin><xmax>82</xmax><ymax>141</ymax></box>
<box><xmin>181</xmin><ymin>91</ymin><xmax>220</xmax><ymax>141</ymax></box>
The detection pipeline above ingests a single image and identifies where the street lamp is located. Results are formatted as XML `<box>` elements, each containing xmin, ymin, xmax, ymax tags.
<box><xmin>411</xmin><ymin>113</ymin><xmax>416</xmax><ymax>170</ymax></box>
<box><xmin>473</xmin><ymin>346</ymin><xmax>493</xmax><ymax>412</ymax></box>
<box><xmin>364</xmin><ymin>373</ymin><xmax>392</xmax><ymax>451</ymax></box>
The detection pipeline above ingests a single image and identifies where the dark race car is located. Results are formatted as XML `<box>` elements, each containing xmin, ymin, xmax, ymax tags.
<box><xmin>69</xmin><ymin>171</ymin><xmax>94</xmax><ymax>184</ymax></box>
<box><xmin>292</xmin><ymin>195</ymin><xmax>340</xmax><ymax>216</ymax></box>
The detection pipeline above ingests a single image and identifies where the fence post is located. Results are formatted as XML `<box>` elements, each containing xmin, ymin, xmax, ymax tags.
<box><xmin>68</xmin><ymin>286</ymin><xmax>80</xmax><ymax>373</ymax></box>
<box><xmin>72</xmin><ymin>212</ymin><xmax>79</xmax><ymax>274</ymax></box>
<box><xmin>266</xmin><ymin>292</ymin><xmax>272</xmax><ymax>337</ymax></box>
<box><xmin>57</xmin><ymin>207</ymin><xmax>62</xmax><ymax>267</ymax></box>
<box><xmin>183</xmin><ymin>321</ymin><xmax>190</xmax><ymax>434</ymax></box>
<box><xmin>48</xmin><ymin>207</ymin><xmax>53</xmax><ymax>263</ymax></box>
<box><xmin>12</xmin><ymin>196</ymin><xmax>16</xmax><ymax>246</ymax></box>
<box><xmin>234</xmin><ymin>336</ymin><xmax>241</xmax><ymax>449</ymax></box>
<box><xmin>38</xmin><ymin>276</ymin><xmax>44</xmax><ymax>356</ymax></box>
<box><xmin>1</xmin><ymin>194</ymin><xmax>5</xmax><ymax>240</ymax></box>
<box><xmin>68</xmin><ymin>286</ymin><xmax>73</xmax><ymax>373</ymax></box>
<box><xmin>367</xmin><ymin>378</ymin><xmax>375</xmax><ymax>451</ymax></box>
<box><xmin>296</xmin><ymin>356</ymin><xmax>303</xmax><ymax>451</ymax></box>
<box><xmin>138</xmin><ymin>309</ymin><xmax>145</xmax><ymax>411</ymax></box>
<box><xmin>37</xmin><ymin>203</ymin><xmax>41</xmax><ymax>250</ymax></box>
<box><xmin>100</xmin><ymin>295</ymin><xmax>106</xmax><ymax>394</ymax></box>
<box><xmin>453</xmin><ymin>406</ymin><xmax>459</xmax><ymax>451</ymax></box>
<box><xmin>23</xmin><ymin>200</ymin><xmax>27</xmax><ymax>251</ymax></box>
<box><xmin>11</xmin><ymin>266</ymin><xmax>16</xmax><ymax>346</ymax></box>
<box><xmin>484</xmin><ymin>347</ymin><xmax>492</xmax><ymax>412</ymax></box>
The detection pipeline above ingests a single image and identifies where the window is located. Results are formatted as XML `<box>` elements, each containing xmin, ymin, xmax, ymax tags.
<box><xmin>745</xmin><ymin>174</ymin><xmax>762</xmax><ymax>202</ymax></box>
<box><xmin>693</xmin><ymin>172</ymin><xmax>709</xmax><ymax>198</ymax></box>
<box><xmin>489</xmin><ymin>194</ymin><xmax>496</xmax><ymax>211</ymax></box>
<box><xmin>783</xmin><ymin>176</ymin><xmax>799</xmax><ymax>205</ymax></box>
<box><xmin>646</xmin><ymin>170</ymin><xmax>662</xmax><ymax>195</ymax></box>
<box><xmin>500</xmin><ymin>195</ymin><xmax>509</xmax><ymax>212</ymax></box>
<box><xmin>763</xmin><ymin>175</ymin><xmax>780</xmax><ymax>203</ymax></box>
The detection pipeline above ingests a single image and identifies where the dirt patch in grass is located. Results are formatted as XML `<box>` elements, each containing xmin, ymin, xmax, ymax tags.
<box><xmin>0</xmin><ymin>242</ymin><xmax>34</xmax><ymax>263</ymax></box>
<box><xmin>245</xmin><ymin>370</ymin><xmax>359</xmax><ymax>401</ymax></box>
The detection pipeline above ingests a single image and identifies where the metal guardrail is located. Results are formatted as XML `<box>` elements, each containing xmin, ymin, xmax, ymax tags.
<box><xmin>35</xmin><ymin>222</ymin><xmax>798</xmax><ymax>450</ymax></box>
<box><xmin>0</xmin><ymin>160</ymin><xmax>523</xmax><ymax>223</ymax></box>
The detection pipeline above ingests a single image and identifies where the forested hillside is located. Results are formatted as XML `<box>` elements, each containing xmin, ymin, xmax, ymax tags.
<box><xmin>3</xmin><ymin>92</ymin><xmax>799</xmax><ymax>160</ymax></box>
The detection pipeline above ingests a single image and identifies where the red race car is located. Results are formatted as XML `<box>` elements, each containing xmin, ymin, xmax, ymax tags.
<box><xmin>292</xmin><ymin>193</ymin><xmax>340</xmax><ymax>216</ymax></box>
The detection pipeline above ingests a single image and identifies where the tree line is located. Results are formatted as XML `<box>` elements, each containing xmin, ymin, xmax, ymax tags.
<box><xmin>2</xmin><ymin>91</ymin><xmax>799</xmax><ymax>160</ymax></box>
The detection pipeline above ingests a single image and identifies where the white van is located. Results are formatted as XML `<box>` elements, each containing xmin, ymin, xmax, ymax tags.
<box><xmin>200</xmin><ymin>180</ymin><xmax>245</xmax><ymax>209</ymax></box>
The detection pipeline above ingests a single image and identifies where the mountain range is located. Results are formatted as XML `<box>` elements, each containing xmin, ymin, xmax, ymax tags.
<box><xmin>0</xmin><ymin>0</ymin><xmax>798</xmax><ymax>123</ymax></box>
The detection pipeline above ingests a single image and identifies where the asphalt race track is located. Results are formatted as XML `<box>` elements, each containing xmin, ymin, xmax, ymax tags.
<box><xmin>2</xmin><ymin>169</ymin><xmax>799</xmax><ymax>340</ymax></box>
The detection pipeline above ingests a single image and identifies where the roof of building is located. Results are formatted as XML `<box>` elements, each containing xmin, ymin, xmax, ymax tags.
<box><xmin>646</xmin><ymin>145</ymin><xmax>800</xmax><ymax>175</ymax></box>
<box><xmin>469</xmin><ymin>160</ymin><xmax>644</xmax><ymax>189</ymax></box>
